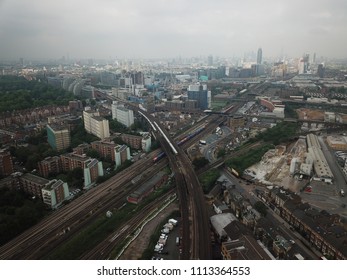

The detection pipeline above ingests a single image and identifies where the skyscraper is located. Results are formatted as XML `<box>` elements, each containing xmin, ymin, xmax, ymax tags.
<box><xmin>208</xmin><ymin>55</ymin><xmax>213</xmax><ymax>66</ymax></box>
<box><xmin>187</xmin><ymin>83</ymin><xmax>211</xmax><ymax>110</ymax></box>
<box><xmin>317</xmin><ymin>64</ymin><xmax>325</xmax><ymax>78</ymax></box>
<box><xmin>257</xmin><ymin>48</ymin><xmax>262</xmax><ymax>65</ymax></box>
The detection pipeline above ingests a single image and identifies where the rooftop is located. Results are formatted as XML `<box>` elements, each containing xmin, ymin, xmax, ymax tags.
<box><xmin>21</xmin><ymin>173</ymin><xmax>50</xmax><ymax>185</ymax></box>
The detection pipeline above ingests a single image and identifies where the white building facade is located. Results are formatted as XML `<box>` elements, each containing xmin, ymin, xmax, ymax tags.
<box><xmin>111</xmin><ymin>102</ymin><xmax>134</xmax><ymax>127</ymax></box>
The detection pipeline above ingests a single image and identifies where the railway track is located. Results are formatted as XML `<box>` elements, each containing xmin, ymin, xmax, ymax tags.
<box><xmin>0</xmin><ymin>155</ymin><xmax>167</xmax><ymax>259</ymax></box>
<box><xmin>0</xmin><ymin>112</ymin><xmax>227</xmax><ymax>259</ymax></box>
<box><xmin>80</xmin><ymin>190</ymin><xmax>175</xmax><ymax>260</ymax></box>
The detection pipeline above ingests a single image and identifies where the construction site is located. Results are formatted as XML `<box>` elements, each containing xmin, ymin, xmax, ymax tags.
<box><xmin>245</xmin><ymin>139</ymin><xmax>307</xmax><ymax>193</ymax></box>
<box><xmin>244</xmin><ymin>133</ymin><xmax>347</xmax><ymax>217</ymax></box>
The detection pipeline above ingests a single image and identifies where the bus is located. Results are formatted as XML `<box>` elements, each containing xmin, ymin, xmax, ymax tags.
<box><xmin>199</xmin><ymin>140</ymin><xmax>207</xmax><ymax>145</ymax></box>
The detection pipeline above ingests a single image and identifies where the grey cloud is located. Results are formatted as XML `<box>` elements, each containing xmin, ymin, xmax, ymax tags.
<box><xmin>0</xmin><ymin>0</ymin><xmax>346</xmax><ymax>60</ymax></box>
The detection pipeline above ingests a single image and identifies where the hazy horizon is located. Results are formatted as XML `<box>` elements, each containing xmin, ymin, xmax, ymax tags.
<box><xmin>1</xmin><ymin>0</ymin><xmax>347</xmax><ymax>61</ymax></box>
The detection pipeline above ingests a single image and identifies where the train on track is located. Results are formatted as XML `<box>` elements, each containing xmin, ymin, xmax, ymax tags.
<box><xmin>153</xmin><ymin>125</ymin><xmax>205</xmax><ymax>163</ymax></box>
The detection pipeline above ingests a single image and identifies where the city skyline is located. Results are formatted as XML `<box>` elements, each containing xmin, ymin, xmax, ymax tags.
<box><xmin>0</xmin><ymin>0</ymin><xmax>347</xmax><ymax>60</ymax></box>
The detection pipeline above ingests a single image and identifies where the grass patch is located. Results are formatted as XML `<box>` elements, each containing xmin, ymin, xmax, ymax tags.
<box><xmin>211</xmin><ymin>101</ymin><xmax>228</xmax><ymax>111</ymax></box>
<box><xmin>198</xmin><ymin>169</ymin><xmax>221</xmax><ymax>193</ymax></box>
<box><xmin>225</xmin><ymin>144</ymin><xmax>274</xmax><ymax>174</ymax></box>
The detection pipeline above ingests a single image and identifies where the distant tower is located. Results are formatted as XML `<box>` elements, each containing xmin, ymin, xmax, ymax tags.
<box><xmin>208</xmin><ymin>55</ymin><xmax>213</xmax><ymax>66</ymax></box>
<box><xmin>257</xmin><ymin>48</ymin><xmax>262</xmax><ymax>65</ymax></box>
<box><xmin>317</xmin><ymin>64</ymin><xmax>325</xmax><ymax>78</ymax></box>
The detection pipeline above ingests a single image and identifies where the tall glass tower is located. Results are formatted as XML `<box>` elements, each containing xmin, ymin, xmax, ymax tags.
<box><xmin>257</xmin><ymin>48</ymin><xmax>262</xmax><ymax>65</ymax></box>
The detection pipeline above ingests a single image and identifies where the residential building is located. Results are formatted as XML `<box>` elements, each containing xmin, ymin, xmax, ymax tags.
<box><xmin>221</xmin><ymin>235</ymin><xmax>272</xmax><ymax>260</ymax></box>
<box><xmin>141</xmin><ymin>133</ymin><xmax>152</xmax><ymax>152</ymax></box>
<box><xmin>20</xmin><ymin>173</ymin><xmax>50</xmax><ymax>200</ymax></box>
<box><xmin>46</xmin><ymin>124</ymin><xmax>71</xmax><ymax>151</ymax></box>
<box><xmin>90</xmin><ymin>116</ymin><xmax>110</xmax><ymax>139</ymax></box>
<box><xmin>83</xmin><ymin>109</ymin><xmax>110</xmax><ymax>139</ymax></box>
<box><xmin>0</xmin><ymin>149</ymin><xmax>14</xmax><ymax>176</ymax></box>
<box><xmin>83</xmin><ymin>158</ymin><xmax>103</xmax><ymax>188</ymax></box>
<box><xmin>121</xmin><ymin>134</ymin><xmax>142</xmax><ymax>150</ymax></box>
<box><xmin>111</xmin><ymin>102</ymin><xmax>134</xmax><ymax>127</ymax></box>
<box><xmin>38</xmin><ymin>156</ymin><xmax>62</xmax><ymax>178</ymax></box>
<box><xmin>73</xmin><ymin>143</ymin><xmax>91</xmax><ymax>155</ymax></box>
<box><xmin>41</xmin><ymin>179</ymin><xmax>70</xmax><ymax>209</ymax></box>
<box><xmin>60</xmin><ymin>152</ymin><xmax>103</xmax><ymax>188</ymax></box>
<box><xmin>60</xmin><ymin>153</ymin><xmax>91</xmax><ymax>172</ymax></box>
<box><xmin>115</xmin><ymin>145</ymin><xmax>131</xmax><ymax>168</ymax></box>
<box><xmin>259</xmin><ymin>187</ymin><xmax>347</xmax><ymax>259</ymax></box>
<box><xmin>91</xmin><ymin>139</ymin><xmax>117</xmax><ymax>161</ymax></box>
<box><xmin>68</xmin><ymin>100</ymin><xmax>83</xmax><ymax>112</ymax></box>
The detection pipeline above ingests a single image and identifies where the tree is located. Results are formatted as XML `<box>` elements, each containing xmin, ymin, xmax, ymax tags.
<box><xmin>254</xmin><ymin>201</ymin><xmax>268</xmax><ymax>217</ymax></box>
<box><xmin>87</xmin><ymin>149</ymin><xmax>100</xmax><ymax>159</ymax></box>
<box><xmin>217</xmin><ymin>148</ymin><xmax>226</xmax><ymax>158</ymax></box>
<box><xmin>66</xmin><ymin>167</ymin><xmax>84</xmax><ymax>188</ymax></box>
<box><xmin>192</xmin><ymin>157</ymin><xmax>209</xmax><ymax>170</ymax></box>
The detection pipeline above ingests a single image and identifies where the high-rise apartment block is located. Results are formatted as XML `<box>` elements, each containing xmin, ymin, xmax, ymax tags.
<box><xmin>73</xmin><ymin>143</ymin><xmax>91</xmax><ymax>155</ymax></box>
<box><xmin>60</xmin><ymin>153</ymin><xmax>90</xmax><ymax>172</ymax></box>
<box><xmin>47</xmin><ymin>124</ymin><xmax>71</xmax><ymax>151</ymax></box>
<box><xmin>83</xmin><ymin>109</ymin><xmax>110</xmax><ymax>139</ymax></box>
<box><xmin>91</xmin><ymin>140</ymin><xmax>117</xmax><ymax>162</ymax></box>
<box><xmin>60</xmin><ymin>152</ymin><xmax>103</xmax><ymax>188</ymax></box>
<box><xmin>121</xmin><ymin>134</ymin><xmax>142</xmax><ymax>150</ymax></box>
<box><xmin>115</xmin><ymin>145</ymin><xmax>131</xmax><ymax>168</ymax></box>
<box><xmin>111</xmin><ymin>102</ymin><xmax>134</xmax><ymax>127</ymax></box>
<box><xmin>38</xmin><ymin>156</ymin><xmax>62</xmax><ymax>178</ymax></box>
<box><xmin>83</xmin><ymin>158</ymin><xmax>103</xmax><ymax>188</ymax></box>
<box><xmin>41</xmin><ymin>179</ymin><xmax>70</xmax><ymax>209</ymax></box>
<box><xmin>20</xmin><ymin>173</ymin><xmax>51</xmax><ymax>200</ymax></box>
<box><xmin>141</xmin><ymin>133</ymin><xmax>152</xmax><ymax>152</ymax></box>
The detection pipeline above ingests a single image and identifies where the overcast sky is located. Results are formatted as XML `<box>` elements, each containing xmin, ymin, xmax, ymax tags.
<box><xmin>0</xmin><ymin>0</ymin><xmax>346</xmax><ymax>60</ymax></box>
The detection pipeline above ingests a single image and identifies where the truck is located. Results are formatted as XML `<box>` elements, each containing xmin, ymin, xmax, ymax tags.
<box><xmin>228</xmin><ymin>167</ymin><xmax>239</xmax><ymax>178</ymax></box>
<box><xmin>168</xmin><ymin>218</ymin><xmax>178</xmax><ymax>226</ymax></box>
<box><xmin>175</xmin><ymin>237</ymin><xmax>180</xmax><ymax>246</ymax></box>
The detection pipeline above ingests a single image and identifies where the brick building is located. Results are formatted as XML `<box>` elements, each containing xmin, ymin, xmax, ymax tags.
<box><xmin>38</xmin><ymin>156</ymin><xmax>62</xmax><ymax>178</ymax></box>
<box><xmin>0</xmin><ymin>149</ymin><xmax>14</xmax><ymax>176</ymax></box>
<box><xmin>91</xmin><ymin>139</ymin><xmax>117</xmax><ymax>161</ymax></box>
